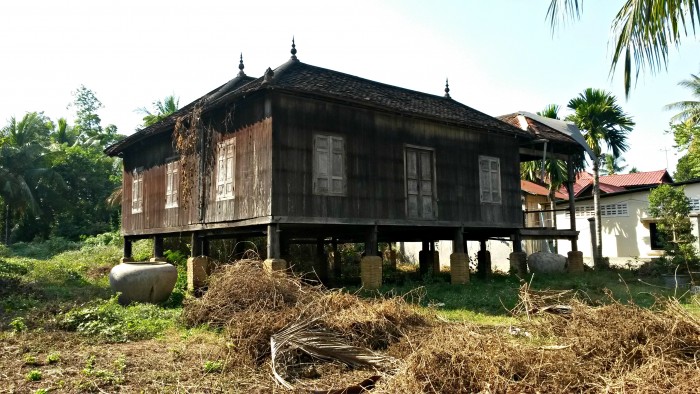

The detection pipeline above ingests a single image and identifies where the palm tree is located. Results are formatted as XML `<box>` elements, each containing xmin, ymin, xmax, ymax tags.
<box><xmin>138</xmin><ymin>95</ymin><xmax>180</xmax><ymax>128</ymax></box>
<box><xmin>665</xmin><ymin>72</ymin><xmax>700</xmax><ymax>127</ymax></box>
<box><xmin>0</xmin><ymin>113</ymin><xmax>63</xmax><ymax>243</ymax></box>
<box><xmin>600</xmin><ymin>154</ymin><xmax>629</xmax><ymax>175</ymax></box>
<box><xmin>537</xmin><ymin>104</ymin><xmax>561</xmax><ymax>120</ymax></box>
<box><xmin>547</xmin><ymin>0</ymin><xmax>700</xmax><ymax>97</ymax></box>
<box><xmin>567</xmin><ymin>88</ymin><xmax>635</xmax><ymax>269</ymax></box>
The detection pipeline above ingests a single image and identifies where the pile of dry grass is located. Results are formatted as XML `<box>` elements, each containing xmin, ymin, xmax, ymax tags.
<box><xmin>377</xmin><ymin>288</ymin><xmax>700</xmax><ymax>393</ymax></box>
<box><xmin>182</xmin><ymin>260</ymin><xmax>431</xmax><ymax>367</ymax></box>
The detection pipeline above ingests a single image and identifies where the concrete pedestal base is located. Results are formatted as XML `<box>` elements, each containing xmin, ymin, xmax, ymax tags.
<box><xmin>509</xmin><ymin>252</ymin><xmax>528</xmax><ymax>276</ymax></box>
<box><xmin>450</xmin><ymin>252</ymin><xmax>469</xmax><ymax>284</ymax></box>
<box><xmin>567</xmin><ymin>251</ymin><xmax>584</xmax><ymax>273</ymax></box>
<box><xmin>263</xmin><ymin>258</ymin><xmax>287</xmax><ymax>272</ymax></box>
<box><xmin>120</xmin><ymin>257</ymin><xmax>134</xmax><ymax>264</ymax></box>
<box><xmin>109</xmin><ymin>262</ymin><xmax>177</xmax><ymax>305</ymax></box>
<box><xmin>187</xmin><ymin>256</ymin><xmax>211</xmax><ymax>292</ymax></box>
<box><xmin>149</xmin><ymin>257</ymin><xmax>167</xmax><ymax>263</ymax></box>
<box><xmin>360</xmin><ymin>256</ymin><xmax>382</xmax><ymax>290</ymax></box>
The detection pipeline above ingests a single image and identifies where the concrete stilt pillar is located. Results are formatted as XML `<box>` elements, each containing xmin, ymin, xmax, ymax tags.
<box><xmin>331</xmin><ymin>239</ymin><xmax>342</xmax><ymax>281</ymax></box>
<box><xmin>360</xmin><ymin>256</ymin><xmax>382</xmax><ymax>290</ymax></box>
<box><xmin>509</xmin><ymin>252</ymin><xmax>528</xmax><ymax>276</ymax></box>
<box><xmin>567</xmin><ymin>251</ymin><xmax>584</xmax><ymax>273</ymax></box>
<box><xmin>450</xmin><ymin>252</ymin><xmax>469</xmax><ymax>284</ymax></box>
<box><xmin>187</xmin><ymin>256</ymin><xmax>211</xmax><ymax>293</ymax></box>
<box><xmin>264</xmin><ymin>223</ymin><xmax>287</xmax><ymax>273</ymax></box>
<box><xmin>419</xmin><ymin>241</ymin><xmax>430</xmax><ymax>276</ymax></box>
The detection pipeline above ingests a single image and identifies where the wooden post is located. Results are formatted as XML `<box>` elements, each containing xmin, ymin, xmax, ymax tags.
<box><xmin>332</xmin><ymin>239</ymin><xmax>342</xmax><ymax>281</ymax></box>
<box><xmin>202</xmin><ymin>237</ymin><xmax>210</xmax><ymax>257</ymax></box>
<box><xmin>151</xmin><ymin>235</ymin><xmax>166</xmax><ymax>262</ymax></box>
<box><xmin>567</xmin><ymin>158</ymin><xmax>578</xmax><ymax>251</ymax></box>
<box><xmin>316</xmin><ymin>238</ymin><xmax>328</xmax><ymax>284</ymax></box>
<box><xmin>191</xmin><ymin>232</ymin><xmax>201</xmax><ymax>257</ymax></box>
<box><xmin>477</xmin><ymin>239</ymin><xmax>491</xmax><ymax>278</ymax></box>
<box><xmin>419</xmin><ymin>240</ymin><xmax>430</xmax><ymax>276</ymax></box>
<box><xmin>121</xmin><ymin>237</ymin><xmax>133</xmax><ymax>263</ymax></box>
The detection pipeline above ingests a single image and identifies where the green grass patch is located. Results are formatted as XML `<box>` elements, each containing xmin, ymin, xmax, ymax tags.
<box><xmin>59</xmin><ymin>295</ymin><xmax>181</xmax><ymax>343</ymax></box>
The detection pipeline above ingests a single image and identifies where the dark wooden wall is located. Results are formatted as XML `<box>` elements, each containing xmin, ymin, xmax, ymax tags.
<box><xmin>121</xmin><ymin>93</ymin><xmax>272</xmax><ymax>235</ymax></box>
<box><xmin>270</xmin><ymin>92</ymin><xmax>522</xmax><ymax>228</ymax></box>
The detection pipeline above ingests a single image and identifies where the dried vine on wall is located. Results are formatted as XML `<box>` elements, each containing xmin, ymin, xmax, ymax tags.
<box><xmin>173</xmin><ymin>102</ymin><xmax>206</xmax><ymax>211</ymax></box>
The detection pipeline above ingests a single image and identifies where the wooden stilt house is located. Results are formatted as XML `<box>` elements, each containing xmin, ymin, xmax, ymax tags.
<box><xmin>105</xmin><ymin>42</ymin><xmax>586</xmax><ymax>288</ymax></box>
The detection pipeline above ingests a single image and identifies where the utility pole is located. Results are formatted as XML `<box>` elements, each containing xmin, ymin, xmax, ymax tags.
<box><xmin>659</xmin><ymin>147</ymin><xmax>671</xmax><ymax>170</ymax></box>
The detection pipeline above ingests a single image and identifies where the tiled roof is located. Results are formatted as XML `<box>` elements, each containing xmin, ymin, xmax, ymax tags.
<box><xmin>521</xmin><ymin>180</ymin><xmax>568</xmax><ymax>199</ymax></box>
<box><xmin>599</xmin><ymin>170</ymin><xmax>672</xmax><ymax>188</ymax></box>
<box><xmin>107</xmin><ymin>58</ymin><xmax>530</xmax><ymax>155</ymax></box>
<box><xmin>557</xmin><ymin>170</ymin><xmax>672</xmax><ymax>198</ymax></box>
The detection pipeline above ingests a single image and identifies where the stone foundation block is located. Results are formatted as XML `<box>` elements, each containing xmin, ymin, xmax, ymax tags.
<box><xmin>187</xmin><ymin>256</ymin><xmax>211</xmax><ymax>292</ymax></box>
<box><xmin>509</xmin><ymin>252</ymin><xmax>528</xmax><ymax>276</ymax></box>
<box><xmin>450</xmin><ymin>252</ymin><xmax>470</xmax><ymax>285</ymax></box>
<box><xmin>567</xmin><ymin>251</ymin><xmax>584</xmax><ymax>273</ymax></box>
<box><xmin>263</xmin><ymin>258</ymin><xmax>288</xmax><ymax>272</ymax></box>
<box><xmin>120</xmin><ymin>257</ymin><xmax>134</xmax><ymax>264</ymax></box>
<box><xmin>149</xmin><ymin>257</ymin><xmax>167</xmax><ymax>263</ymax></box>
<box><xmin>360</xmin><ymin>256</ymin><xmax>383</xmax><ymax>290</ymax></box>
<box><xmin>477</xmin><ymin>250</ymin><xmax>492</xmax><ymax>278</ymax></box>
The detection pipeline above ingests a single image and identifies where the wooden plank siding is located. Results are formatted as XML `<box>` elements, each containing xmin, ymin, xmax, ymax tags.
<box><xmin>270</xmin><ymin>92</ymin><xmax>522</xmax><ymax>228</ymax></box>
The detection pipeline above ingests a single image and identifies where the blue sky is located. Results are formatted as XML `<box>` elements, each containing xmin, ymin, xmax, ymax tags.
<box><xmin>1</xmin><ymin>0</ymin><xmax>699</xmax><ymax>174</ymax></box>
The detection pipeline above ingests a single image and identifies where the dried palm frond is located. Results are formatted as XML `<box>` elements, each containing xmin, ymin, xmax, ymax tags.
<box><xmin>271</xmin><ymin>318</ymin><xmax>395</xmax><ymax>389</ymax></box>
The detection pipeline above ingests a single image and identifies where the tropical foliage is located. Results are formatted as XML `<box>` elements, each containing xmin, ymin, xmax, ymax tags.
<box><xmin>665</xmin><ymin>72</ymin><xmax>700</xmax><ymax>126</ymax></box>
<box><xmin>137</xmin><ymin>95</ymin><xmax>180</xmax><ymax>128</ymax></box>
<box><xmin>547</xmin><ymin>0</ymin><xmax>700</xmax><ymax>96</ymax></box>
<box><xmin>671</xmin><ymin>121</ymin><xmax>700</xmax><ymax>181</ymax></box>
<box><xmin>648</xmin><ymin>184</ymin><xmax>699</xmax><ymax>271</ymax></box>
<box><xmin>0</xmin><ymin>87</ymin><xmax>124</xmax><ymax>243</ymax></box>
<box><xmin>567</xmin><ymin>88</ymin><xmax>635</xmax><ymax>269</ymax></box>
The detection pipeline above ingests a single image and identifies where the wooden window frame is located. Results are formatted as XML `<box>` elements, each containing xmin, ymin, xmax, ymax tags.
<box><xmin>313</xmin><ymin>133</ymin><xmax>346</xmax><ymax>196</ymax></box>
<box><xmin>404</xmin><ymin>144</ymin><xmax>437</xmax><ymax>219</ymax></box>
<box><xmin>131</xmin><ymin>167</ymin><xmax>143</xmax><ymax>214</ymax></box>
<box><xmin>479</xmin><ymin>155</ymin><xmax>501</xmax><ymax>204</ymax></box>
<box><xmin>165</xmin><ymin>158</ymin><xmax>179</xmax><ymax>209</ymax></box>
<box><xmin>216</xmin><ymin>138</ymin><xmax>236</xmax><ymax>201</ymax></box>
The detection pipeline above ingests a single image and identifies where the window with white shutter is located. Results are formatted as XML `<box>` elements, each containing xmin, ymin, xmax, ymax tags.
<box><xmin>165</xmin><ymin>160</ymin><xmax>179</xmax><ymax>208</ymax></box>
<box><xmin>131</xmin><ymin>168</ymin><xmax>143</xmax><ymax>214</ymax></box>
<box><xmin>479</xmin><ymin>156</ymin><xmax>501</xmax><ymax>204</ymax></box>
<box><xmin>216</xmin><ymin>138</ymin><xmax>236</xmax><ymax>201</ymax></box>
<box><xmin>313</xmin><ymin>134</ymin><xmax>345</xmax><ymax>195</ymax></box>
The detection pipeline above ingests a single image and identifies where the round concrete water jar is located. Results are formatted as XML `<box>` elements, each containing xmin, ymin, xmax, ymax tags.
<box><xmin>109</xmin><ymin>262</ymin><xmax>178</xmax><ymax>305</ymax></box>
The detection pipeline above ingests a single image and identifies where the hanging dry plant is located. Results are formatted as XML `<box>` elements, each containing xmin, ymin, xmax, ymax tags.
<box><xmin>172</xmin><ymin>102</ymin><xmax>205</xmax><ymax>211</ymax></box>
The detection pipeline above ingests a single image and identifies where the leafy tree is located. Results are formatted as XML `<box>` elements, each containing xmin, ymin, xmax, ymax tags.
<box><xmin>0</xmin><ymin>112</ymin><xmax>65</xmax><ymax>242</ymax></box>
<box><xmin>50</xmin><ymin>117</ymin><xmax>80</xmax><ymax>146</ymax></box>
<box><xmin>138</xmin><ymin>95</ymin><xmax>180</xmax><ymax>128</ymax></box>
<box><xmin>600</xmin><ymin>154</ymin><xmax>629</xmax><ymax>175</ymax></box>
<box><xmin>547</xmin><ymin>0</ymin><xmax>700</xmax><ymax>97</ymax></box>
<box><xmin>69</xmin><ymin>85</ymin><xmax>124</xmax><ymax>148</ymax></box>
<box><xmin>665</xmin><ymin>71</ymin><xmax>700</xmax><ymax>127</ymax></box>
<box><xmin>648</xmin><ymin>184</ymin><xmax>699</xmax><ymax>272</ymax></box>
<box><xmin>671</xmin><ymin>121</ymin><xmax>700</xmax><ymax>181</ymax></box>
<box><xmin>629</xmin><ymin>167</ymin><xmax>639</xmax><ymax>173</ymax></box>
<box><xmin>567</xmin><ymin>88</ymin><xmax>635</xmax><ymax>269</ymax></box>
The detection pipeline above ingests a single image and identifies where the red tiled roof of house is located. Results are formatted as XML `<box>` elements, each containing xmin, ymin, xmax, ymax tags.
<box><xmin>599</xmin><ymin>170</ymin><xmax>672</xmax><ymax>188</ymax></box>
<box><xmin>521</xmin><ymin>180</ymin><xmax>568</xmax><ymax>199</ymax></box>
<box><xmin>557</xmin><ymin>170</ymin><xmax>672</xmax><ymax>198</ymax></box>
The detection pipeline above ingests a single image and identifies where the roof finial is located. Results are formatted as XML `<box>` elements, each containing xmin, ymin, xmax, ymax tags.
<box><xmin>237</xmin><ymin>53</ymin><xmax>246</xmax><ymax>77</ymax></box>
<box><xmin>290</xmin><ymin>36</ymin><xmax>298</xmax><ymax>60</ymax></box>
<box><xmin>444</xmin><ymin>78</ymin><xmax>451</xmax><ymax>99</ymax></box>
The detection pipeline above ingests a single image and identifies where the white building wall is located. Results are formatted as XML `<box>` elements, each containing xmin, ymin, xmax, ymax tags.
<box><xmin>556</xmin><ymin>183</ymin><xmax>700</xmax><ymax>261</ymax></box>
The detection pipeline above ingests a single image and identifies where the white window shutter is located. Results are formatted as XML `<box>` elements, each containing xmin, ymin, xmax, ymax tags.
<box><xmin>314</xmin><ymin>135</ymin><xmax>330</xmax><ymax>194</ymax></box>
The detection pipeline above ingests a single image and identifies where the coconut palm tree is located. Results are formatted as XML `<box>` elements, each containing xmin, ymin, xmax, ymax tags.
<box><xmin>600</xmin><ymin>154</ymin><xmax>629</xmax><ymax>175</ymax></box>
<box><xmin>547</xmin><ymin>0</ymin><xmax>700</xmax><ymax>97</ymax></box>
<box><xmin>567</xmin><ymin>88</ymin><xmax>635</xmax><ymax>269</ymax></box>
<box><xmin>665</xmin><ymin>72</ymin><xmax>700</xmax><ymax>127</ymax></box>
<box><xmin>138</xmin><ymin>95</ymin><xmax>180</xmax><ymax>128</ymax></box>
<box><xmin>537</xmin><ymin>104</ymin><xmax>561</xmax><ymax>120</ymax></box>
